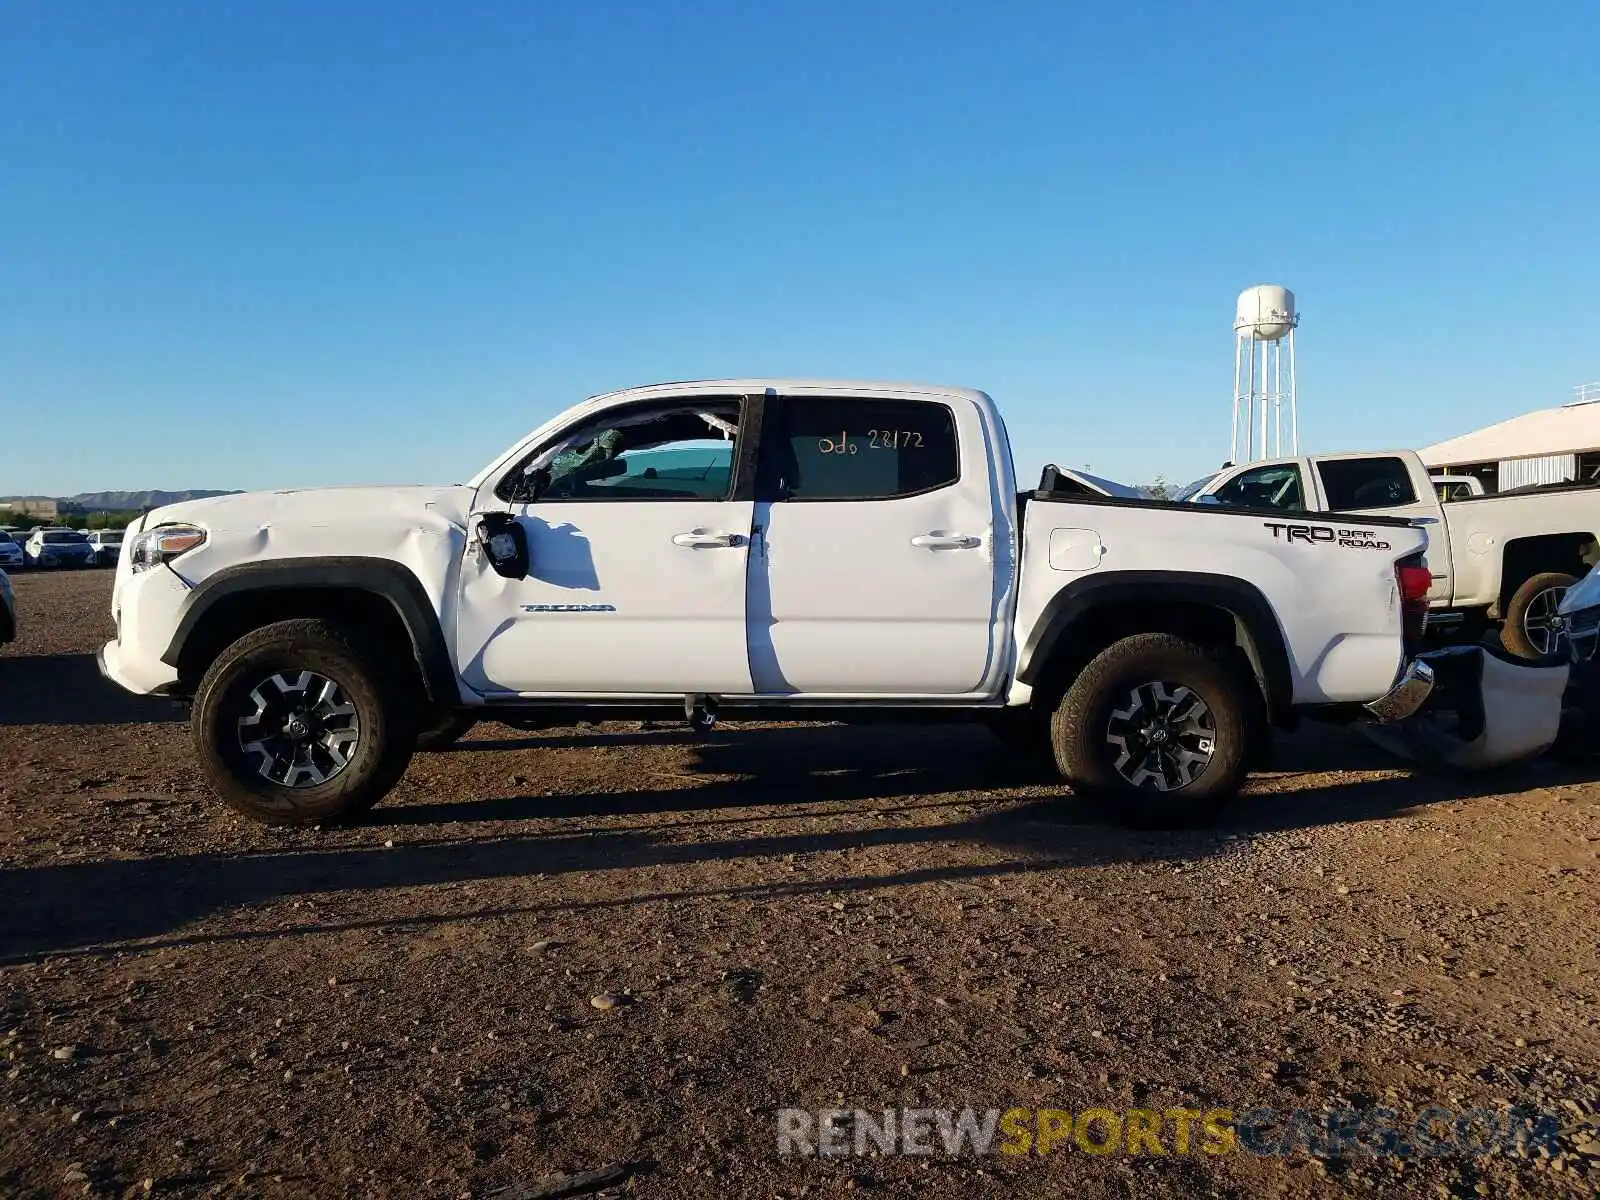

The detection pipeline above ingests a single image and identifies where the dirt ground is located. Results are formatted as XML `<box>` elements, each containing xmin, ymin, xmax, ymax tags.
<box><xmin>1</xmin><ymin>570</ymin><xmax>1597</xmax><ymax>1199</ymax></box>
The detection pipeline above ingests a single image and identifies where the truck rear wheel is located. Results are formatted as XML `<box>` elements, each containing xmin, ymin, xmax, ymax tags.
<box><xmin>1050</xmin><ymin>633</ymin><xmax>1250</xmax><ymax>828</ymax></box>
<box><xmin>1501</xmin><ymin>571</ymin><xmax>1577</xmax><ymax>662</ymax></box>
<box><xmin>192</xmin><ymin>619</ymin><xmax>416</xmax><ymax>826</ymax></box>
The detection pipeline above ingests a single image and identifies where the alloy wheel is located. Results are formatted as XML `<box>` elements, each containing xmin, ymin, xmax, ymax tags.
<box><xmin>1105</xmin><ymin>681</ymin><xmax>1217</xmax><ymax>792</ymax></box>
<box><xmin>1521</xmin><ymin>586</ymin><xmax>1571</xmax><ymax>658</ymax></box>
<box><xmin>236</xmin><ymin>670</ymin><xmax>361</xmax><ymax>787</ymax></box>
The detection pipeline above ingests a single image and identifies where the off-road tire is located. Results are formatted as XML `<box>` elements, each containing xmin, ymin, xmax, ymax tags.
<box><xmin>192</xmin><ymin>619</ymin><xmax>417</xmax><ymax>826</ymax></box>
<box><xmin>1050</xmin><ymin>632</ymin><xmax>1250</xmax><ymax>828</ymax></box>
<box><xmin>415</xmin><ymin>711</ymin><xmax>479</xmax><ymax>752</ymax></box>
<box><xmin>1500</xmin><ymin>571</ymin><xmax>1578</xmax><ymax>662</ymax></box>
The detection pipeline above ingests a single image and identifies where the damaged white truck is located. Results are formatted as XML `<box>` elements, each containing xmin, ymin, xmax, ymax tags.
<box><xmin>99</xmin><ymin>380</ymin><xmax>1435</xmax><ymax>828</ymax></box>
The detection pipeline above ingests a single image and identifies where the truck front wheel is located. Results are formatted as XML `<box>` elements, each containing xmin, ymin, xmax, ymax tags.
<box><xmin>1050</xmin><ymin>632</ymin><xmax>1250</xmax><ymax>828</ymax></box>
<box><xmin>191</xmin><ymin>619</ymin><xmax>417</xmax><ymax>825</ymax></box>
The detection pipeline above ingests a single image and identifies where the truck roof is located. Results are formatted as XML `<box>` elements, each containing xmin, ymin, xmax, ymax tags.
<box><xmin>587</xmin><ymin>379</ymin><xmax>991</xmax><ymax>405</ymax></box>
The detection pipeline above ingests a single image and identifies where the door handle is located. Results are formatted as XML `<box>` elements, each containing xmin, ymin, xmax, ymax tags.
<box><xmin>673</xmin><ymin>530</ymin><xmax>744</xmax><ymax>549</ymax></box>
<box><xmin>910</xmin><ymin>532</ymin><xmax>981</xmax><ymax>550</ymax></box>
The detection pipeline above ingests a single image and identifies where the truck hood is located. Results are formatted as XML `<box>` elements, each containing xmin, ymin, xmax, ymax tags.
<box><xmin>141</xmin><ymin>484</ymin><xmax>478</xmax><ymax>534</ymax></box>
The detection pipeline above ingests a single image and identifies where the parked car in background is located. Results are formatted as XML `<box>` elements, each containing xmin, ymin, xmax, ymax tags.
<box><xmin>86</xmin><ymin>529</ymin><xmax>125</xmax><ymax>566</ymax></box>
<box><xmin>1431</xmin><ymin>474</ymin><xmax>1487</xmax><ymax>502</ymax></box>
<box><xmin>0</xmin><ymin>530</ymin><xmax>23</xmax><ymax>570</ymax></box>
<box><xmin>0</xmin><ymin>568</ymin><xmax>14</xmax><ymax>644</ymax></box>
<box><xmin>24</xmin><ymin>527</ymin><xmax>95</xmax><ymax>568</ymax></box>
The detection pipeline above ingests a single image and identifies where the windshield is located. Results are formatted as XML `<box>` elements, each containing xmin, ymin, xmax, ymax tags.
<box><xmin>1173</xmin><ymin>474</ymin><xmax>1221</xmax><ymax>502</ymax></box>
<box><xmin>0</xmin><ymin>533</ymin><xmax>12</xmax><ymax>544</ymax></box>
<box><xmin>97</xmin><ymin>532</ymin><xmax>123</xmax><ymax>543</ymax></box>
<box><xmin>42</xmin><ymin>530</ymin><xmax>88</xmax><ymax>544</ymax></box>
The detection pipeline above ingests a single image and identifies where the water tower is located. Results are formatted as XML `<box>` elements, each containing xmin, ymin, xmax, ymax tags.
<box><xmin>1230</xmin><ymin>284</ymin><xmax>1299</xmax><ymax>464</ymax></box>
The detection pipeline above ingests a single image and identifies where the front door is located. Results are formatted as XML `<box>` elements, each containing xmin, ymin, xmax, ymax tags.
<box><xmin>748</xmin><ymin>392</ymin><xmax>1000</xmax><ymax>695</ymax></box>
<box><xmin>456</xmin><ymin>397</ymin><xmax>755</xmax><ymax>695</ymax></box>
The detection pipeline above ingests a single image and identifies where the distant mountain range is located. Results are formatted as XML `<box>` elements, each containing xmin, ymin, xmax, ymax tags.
<box><xmin>1</xmin><ymin>490</ymin><xmax>241</xmax><ymax>511</ymax></box>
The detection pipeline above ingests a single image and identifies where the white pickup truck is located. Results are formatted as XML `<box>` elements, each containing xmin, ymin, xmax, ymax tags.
<box><xmin>1184</xmin><ymin>448</ymin><xmax>1600</xmax><ymax>660</ymax></box>
<box><xmin>99</xmin><ymin>380</ymin><xmax>1435</xmax><ymax>828</ymax></box>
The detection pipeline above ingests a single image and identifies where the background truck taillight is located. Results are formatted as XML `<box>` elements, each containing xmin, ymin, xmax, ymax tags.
<box><xmin>1396</xmin><ymin>554</ymin><xmax>1432</xmax><ymax>649</ymax></box>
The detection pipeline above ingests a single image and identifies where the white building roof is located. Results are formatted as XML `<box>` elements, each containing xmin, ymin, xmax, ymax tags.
<box><xmin>1420</xmin><ymin>401</ymin><xmax>1600</xmax><ymax>467</ymax></box>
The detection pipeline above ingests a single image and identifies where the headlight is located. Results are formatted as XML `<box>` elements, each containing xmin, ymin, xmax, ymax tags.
<box><xmin>129</xmin><ymin>524</ymin><xmax>207</xmax><ymax>573</ymax></box>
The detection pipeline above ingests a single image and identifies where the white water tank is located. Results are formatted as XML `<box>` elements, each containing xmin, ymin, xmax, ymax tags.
<box><xmin>1234</xmin><ymin>284</ymin><xmax>1296</xmax><ymax>342</ymax></box>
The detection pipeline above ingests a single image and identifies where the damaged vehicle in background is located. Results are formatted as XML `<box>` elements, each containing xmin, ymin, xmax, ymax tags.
<box><xmin>1553</xmin><ymin>572</ymin><xmax>1600</xmax><ymax>748</ymax></box>
<box><xmin>1357</xmin><ymin>548</ymin><xmax>1600</xmax><ymax>773</ymax></box>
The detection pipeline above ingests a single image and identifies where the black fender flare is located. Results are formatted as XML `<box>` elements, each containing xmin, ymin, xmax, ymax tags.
<box><xmin>1016</xmin><ymin>570</ymin><xmax>1294</xmax><ymax>721</ymax></box>
<box><xmin>160</xmin><ymin>556</ymin><xmax>457</xmax><ymax>704</ymax></box>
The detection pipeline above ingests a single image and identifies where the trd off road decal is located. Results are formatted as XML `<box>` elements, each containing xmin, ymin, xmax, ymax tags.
<box><xmin>521</xmin><ymin>603</ymin><xmax>618</xmax><ymax>613</ymax></box>
<box><xmin>1263</xmin><ymin>523</ymin><xmax>1391</xmax><ymax>550</ymax></box>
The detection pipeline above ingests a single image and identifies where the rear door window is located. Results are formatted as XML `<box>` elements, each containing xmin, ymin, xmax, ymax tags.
<box><xmin>767</xmin><ymin>397</ymin><xmax>959</xmax><ymax>501</ymax></box>
<box><xmin>1317</xmin><ymin>457</ymin><xmax>1417</xmax><ymax>511</ymax></box>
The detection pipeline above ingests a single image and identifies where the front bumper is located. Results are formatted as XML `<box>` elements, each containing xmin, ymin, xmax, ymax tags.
<box><xmin>1364</xmin><ymin>659</ymin><xmax>1436</xmax><ymax>723</ymax></box>
<box><xmin>96</xmin><ymin>565</ymin><xmax>188</xmax><ymax>695</ymax></box>
<box><xmin>98</xmin><ymin>636</ymin><xmax>183</xmax><ymax>695</ymax></box>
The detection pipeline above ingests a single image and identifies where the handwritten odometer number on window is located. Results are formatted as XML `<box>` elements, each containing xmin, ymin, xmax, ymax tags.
<box><xmin>867</xmin><ymin>429</ymin><xmax>924</xmax><ymax>449</ymax></box>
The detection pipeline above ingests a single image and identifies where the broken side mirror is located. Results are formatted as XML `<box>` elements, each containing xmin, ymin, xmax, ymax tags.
<box><xmin>475</xmin><ymin>512</ymin><xmax>530</xmax><ymax>579</ymax></box>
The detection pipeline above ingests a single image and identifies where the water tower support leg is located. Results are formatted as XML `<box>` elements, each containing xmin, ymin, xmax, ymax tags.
<box><xmin>1258</xmin><ymin>338</ymin><xmax>1268</xmax><ymax>462</ymax></box>
<box><xmin>1273</xmin><ymin>342</ymin><xmax>1283</xmax><ymax>457</ymax></box>
<box><xmin>1231</xmin><ymin>335</ymin><xmax>1242</xmax><ymax>464</ymax></box>
<box><xmin>1287</xmin><ymin>329</ymin><xmax>1298</xmax><ymax>454</ymax></box>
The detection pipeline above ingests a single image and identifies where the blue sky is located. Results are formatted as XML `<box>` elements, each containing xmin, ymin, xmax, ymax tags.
<box><xmin>2</xmin><ymin>1</ymin><xmax>1596</xmax><ymax>496</ymax></box>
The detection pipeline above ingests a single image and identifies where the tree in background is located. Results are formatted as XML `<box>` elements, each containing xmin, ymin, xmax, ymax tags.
<box><xmin>1144</xmin><ymin>475</ymin><xmax>1172</xmax><ymax>500</ymax></box>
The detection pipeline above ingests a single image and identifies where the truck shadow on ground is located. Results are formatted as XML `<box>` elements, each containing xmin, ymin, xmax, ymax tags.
<box><xmin>0</xmin><ymin>653</ymin><xmax>186</xmax><ymax>727</ymax></box>
<box><xmin>4</xmin><ymin>725</ymin><xmax>1594</xmax><ymax>964</ymax></box>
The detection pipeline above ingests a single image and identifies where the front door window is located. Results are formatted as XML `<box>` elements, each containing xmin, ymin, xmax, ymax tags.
<box><xmin>1209</xmin><ymin>463</ymin><xmax>1305</xmax><ymax>511</ymax></box>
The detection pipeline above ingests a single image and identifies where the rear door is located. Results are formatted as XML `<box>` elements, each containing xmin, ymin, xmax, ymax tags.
<box><xmin>748</xmin><ymin>390</ymin><xmax>1000</xmax><ymax>695</ymax></box>
<box><xmin>1308</xmin><ymin>453</ymin><xmax>1451</xmax><ymax>603</ymax></box>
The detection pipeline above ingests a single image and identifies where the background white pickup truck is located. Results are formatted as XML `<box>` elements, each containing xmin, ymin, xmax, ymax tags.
<box><xmin>100</xmin><ymin>380</ymin><xmax>1434</xmax><ymax>828</ymax></box>
<box><xmin>1185</xmin><ymin>448</ymin><xmax>1600</xmax><ymax>660</ymax></box>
